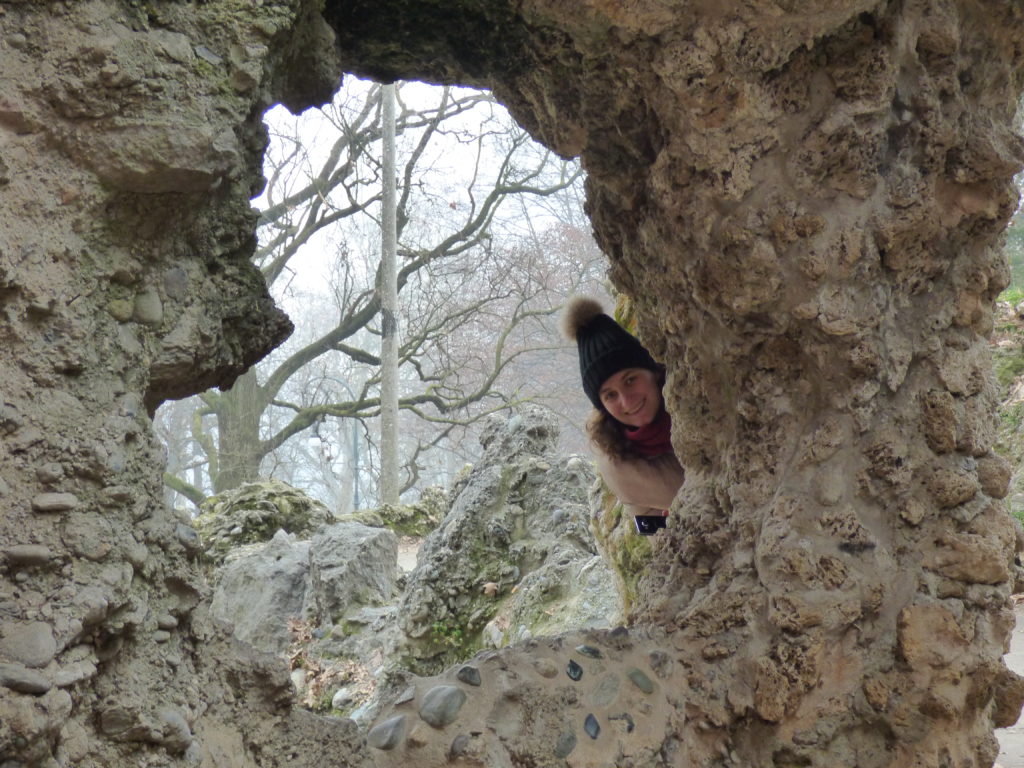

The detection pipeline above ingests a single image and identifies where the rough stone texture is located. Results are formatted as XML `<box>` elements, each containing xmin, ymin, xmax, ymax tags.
<box><xmin>339</xmin><ymin>0</ymin><xmax>1024</xmax><ymax>765</ymax></box>
<box><xmin>210</xmin><ymin>522</ymin><xmax>398</xmax><ymax>654</ymax></box>
<box><xmin>2</xmin><ymin>0</ymin><xmax>1024</xmax><ymax>766</ymax></box>
<box><xmin>0</xmin><ymin>2</ymin><xmax>369</xmax><ymax>766</ymax></box>
<box><xmin>204</xmin><ymin>411</ymin><xmax>618</xmax><ymax>722</ymax></box>
<box><xmin>340</xmin><ymin>484</ymin><xmax>447</xmax><ymax>537</ymax></box>
<box><xmin>395</xmin><ymin>406</ymin><xmax>620</xmax><ymax>672</ymax></box>
<box><xmin>195</xmin><ymin>478</ymin><xmax>335</xmax><ymax>565</ymax></box>
<box><xmin>209</xmin><ymin>530</ymin><xmax>313</xmax><ymax>654</ymax></box>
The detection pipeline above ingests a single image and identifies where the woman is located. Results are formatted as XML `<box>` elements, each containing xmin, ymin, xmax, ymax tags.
<box><xmin>562</xmin><ymin>296</ymin><xmax>684</xmax><ymax>534</ymax></box>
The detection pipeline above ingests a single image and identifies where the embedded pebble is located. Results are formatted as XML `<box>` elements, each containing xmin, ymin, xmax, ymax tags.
<box><xmin>566</xmin><ymin>659</ymin><xmax>583</xmax><ymax>681</ymax></box>
<box><xmin>10</xmin><ymin>426</ymin><xmax>43</xmax><ymax>451</ymax></box>
<box><xmin>591</xmin><ymin>674</ymin><xmax>620</xmax><ymax>707</ymax></box>
<box><xmin>455</xmin><ymin>665</ymin><xmax>481</xmax><ymax>686</ymax></box>
<box><xmin>0</xmin><ymin>620</ymin><xmax>57</xmax><ymax>667</ymax></box>
<box><xmin>157</xmin><ymin>614</ymin><xmax>178</xmax><ymax>630</ymax></box>
<box><xmin>3</xmin><ymin>544</ymin><xmax>52</xmax><ymax>566</ymax></box>
<box><xmin>100</xmin><ymin>706</ymin><xmax>137</xmax><ymax>736</ymax></box>
<box><xmin>606</xmin><ymin>626</ymin><xmax>630</xmax><ymax>651</ymax></box>
<box><xmin>419</xmin><ymin>685</ymin><xmax>467</xmax><ymax>728</ymax></box>
<box><xmin>576</xmin><ymin>644</ymin><xmax>602</xmax><ymax>659</ymax></box>
<box><xmin>100</xmin><ymin>485</ymin><xmax>132</xmax><ymax>504</ymax></box>
<box><xmin>36</xmin><ymin>463</ymin><xmax>64</xmax><ymax>483</ymax></box>
<box><xmin>153</xmin><ymin>630</ymin><xmax>171</xmax><ymax>643</ymax></box>
<box><xmin>31</xmin><ymin>493</ymin><xmax>79</xmax><ymax>512</ymax></box>
<box><xmin>62</xmin><ymin>514</ymin><xmax>112</xmax><ymax>561</ymax></box>
<box><xmin>584</xmin><ymin>713</ymin><xmax>601</xmax><ymax>739</ymax></box>
<box><xmin>368</xmin><ymin>715</ymin><xmax>406</xmax><ymax>750</ymax></box>
<box><xmin>554</xmin><ymin>729</ymin><xmax>577</xmax><ymax>758</ymax></box>
<box><xmin>194</xmin><ymin>44</ymin><xmax>223</xmax><ymax>65</ymax></box>
<box><xmin>394</xmin><ymin>685</ymin><xmax>416</xmax><ymax>705</ymax></box>
<box><xmin>648</xmin><ymin>650</ymin><xmax>672</xmax><ymax>679</ymax></box>
<box><xmin>628</xmin><ymin>668</ymin><xmax>655</xmax><ymax>694</ymax></box>
<box><xmin>54</xmin><ymin>660</ymin><xmax>97</xmax><ymax>688</ymax></box>
<box><xmin>332</xmin><ymin>686</ymin><xmax>355</xmax><ymax>710</ymax></box>
<box><xmin>132</xmin><ymin>288</ymin><xmax>163</xmax><ymax>325</ymax></box>
<box><xmin>534</xmin><ymin>658</ymin><xmax>558</xmax><ymax>678</ymax></box>
<box><xmin>158</xmin><ymin>708</ymin><xmax>193</xmax><ymax>752</ymax></box>
<box><xmin>176</xmin><ymin>524</ymin><xmax>201</xmax><ymax>553</ymax></box>
<box><xmin>448</xmin><ymin>733</ymin><xmax>470</xmax><ymax>759</ymax></box>
<box><xmin>164</xmin><ymin>267</ymin><xmax>189</xmax><ymax>299</ymax></box>
<box><xmin>75</xmin><ymin>587</ymin><xmax>110</xmax><ymax>625</ymax></box>
<box><xmin>0</xmin><ymin>662</ymin><xmax>52</xmax><ymax>694</ymax></box>
<box><xmin>107</xmin><ymin>299</ymin><xmax>133</xmax><ymax>322</ymax></box>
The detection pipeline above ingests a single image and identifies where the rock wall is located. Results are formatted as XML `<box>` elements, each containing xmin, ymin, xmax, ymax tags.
<box><xmin>2</xmin><ymin>0</ymin><xmax>1024</xmax><ymax>767</ymax></box>
<box><xmin>0</xmin><ymin>2</ymin><xmax>373</xmax><ymax>766</ymax></box>
<box><xmin>332</xmin><ymin>1</ymin><xmax>1024</xmax><ymax>764</ymax></box>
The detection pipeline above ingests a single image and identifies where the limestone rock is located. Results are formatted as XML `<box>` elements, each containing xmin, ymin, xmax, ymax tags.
<box><xmin>308</xmin><ymin>522</ymin><xmax>399</xmax><ymax>624</ymax></box>
<box><xmin>196</xmin><ymin>480</ymin><xmax>334</xmax><ymax>565</ymax></box>
<box><xmin>340</xmin><ymin>485</ymin><xmax>446</xmax><ymax>537</ymax></box>
<box><xmin>0</xmin><ymin>621</ymin><xmax>58</xmax><ymax>668</ymax></box>
<box><xmin>211</xmin><ymin>521</ymin><xmax>398</xmax><ymax>654</ymax></box>
<box><xmin>396</xmin><ymin>406</ymin><xmax>620</xmax><ymax>671</ymax></box>
<box><xmin>210</xmin><ymin>530</ymin><xmax>312</xmax><ymax>654</ymax></box>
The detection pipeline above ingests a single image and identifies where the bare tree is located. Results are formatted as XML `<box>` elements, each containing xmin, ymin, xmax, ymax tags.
<box><xmin>161</xmin><ymin>80</ymin><xmax>585</xmax><ymax>507</ymax></box>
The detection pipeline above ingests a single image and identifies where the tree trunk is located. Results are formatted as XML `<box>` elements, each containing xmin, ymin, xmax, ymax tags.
<box><xmin>213</xmin><ymin>369</ymin><xmax>266</xmax><ymax>493</ymax></box>
<box><xmin>379</xmin><ymin>82</ymin><xmax>401</xmax><ymax>505</ymax></box>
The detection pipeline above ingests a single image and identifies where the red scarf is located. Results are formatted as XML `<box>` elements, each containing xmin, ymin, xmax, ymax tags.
<box><xmin>623</xmin><ymin>408</ymin><xmax>673</xmax><ymax>457</ymax></box>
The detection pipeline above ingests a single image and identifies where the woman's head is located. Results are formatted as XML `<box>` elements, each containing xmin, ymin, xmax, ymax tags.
<box><xmin>561</xmin><ymin>296</ymin><xmax>662</xmax><ymax>423</ymax></box>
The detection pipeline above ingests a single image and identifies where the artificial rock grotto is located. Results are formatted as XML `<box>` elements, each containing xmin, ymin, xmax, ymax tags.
<box><xmin>2</xmin><ymin>1</ymin><xmax>1024</xmax><ymax>767</ymax></box>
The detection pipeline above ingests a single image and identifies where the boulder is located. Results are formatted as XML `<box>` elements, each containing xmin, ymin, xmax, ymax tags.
<box><xmin>195</xmin><ymin>479</ymin><xmax>334</xmax><ymax>565</ymax></box>
<box><xmin>396</xmin><ymin>406</ymin><xmax>621</xmax><ymax>672</ymax></box>
<box><xmin>209</xmin><ymin>530</ymin><xmax>312</xmax><ymax>654</ymax></box>
<box><xmin>308</xmin><ymin>523</ymin><xmax>400</xmax><ymax>624</ymax></box>
<box><xmin>210</xmin><ymin>522</ymin><xmax>398</xmax><ymax>655</ymax></box>
<box><xmin>340</xmin><ymin>485</ymin><xmax>446</xmax><ymax>537</ymax></box>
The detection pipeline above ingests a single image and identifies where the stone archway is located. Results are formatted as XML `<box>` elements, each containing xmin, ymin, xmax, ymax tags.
<box><xmin>1</xmin><ymin>1</ymin><xmax>1023</xmax><ymax>767</ymax></box>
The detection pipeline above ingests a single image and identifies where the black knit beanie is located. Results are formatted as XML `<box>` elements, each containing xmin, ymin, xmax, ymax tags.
<box><xmin>560</xmin><ymin>296</ymin><xmax>658</xmax><ymax>410</ymax></box>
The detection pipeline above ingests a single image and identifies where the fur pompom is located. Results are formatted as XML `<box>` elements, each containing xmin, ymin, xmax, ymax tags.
<box><xmin>560</xmin><ymin>296</ymin><xmax>606</xmax><ymax>341</ymax></box>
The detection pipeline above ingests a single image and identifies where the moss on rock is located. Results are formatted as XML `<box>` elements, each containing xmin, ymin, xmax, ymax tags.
<box><xmin>992</xmin><ymin>302</ymin><xmax>1024</xmax><ymax>527</ymax></box>
<box><xmin>339</xmin><ymin>485</ymin><xmax>447</xmax><ymax>537</ymax></box>
<box><xmin>195</xmin><ymin>479</ymin><xmax>333</xmax><ymax>564</ymax></box>
<box><xmin>588</xmin><ymin>486</ymin><xmax>653</xmax><ymax>616</ymax></box>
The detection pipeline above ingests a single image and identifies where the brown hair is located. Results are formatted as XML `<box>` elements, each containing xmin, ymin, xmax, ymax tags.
<box><xmin>586</xmin><ymin>408</ymin><xmax>633</xmax><ymax>460</ymax></box>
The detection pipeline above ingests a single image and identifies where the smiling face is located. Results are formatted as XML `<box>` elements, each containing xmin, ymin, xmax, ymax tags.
<box><xmin>598</xmin><ymin>367</ymin><xmax>663</xmax><ymax>428</ymax></box>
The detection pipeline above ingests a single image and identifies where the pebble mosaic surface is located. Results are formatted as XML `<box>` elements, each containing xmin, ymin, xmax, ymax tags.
<box><xmin>367</xmin><ymin>627</ymin><xmax>676</xmax><ymax>767</ymax></box>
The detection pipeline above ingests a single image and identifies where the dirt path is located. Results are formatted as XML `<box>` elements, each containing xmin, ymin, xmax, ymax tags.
<box><xmin>997</xmin><ymin>602</ymin><xmax>1024</xmax><ymax>767</ymax></box>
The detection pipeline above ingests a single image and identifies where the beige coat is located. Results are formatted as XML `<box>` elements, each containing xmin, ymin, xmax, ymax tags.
<box><xmin>593</xmin><ymin>448</ymin><xmax>685</xmax><ymax>517</ymax></box>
